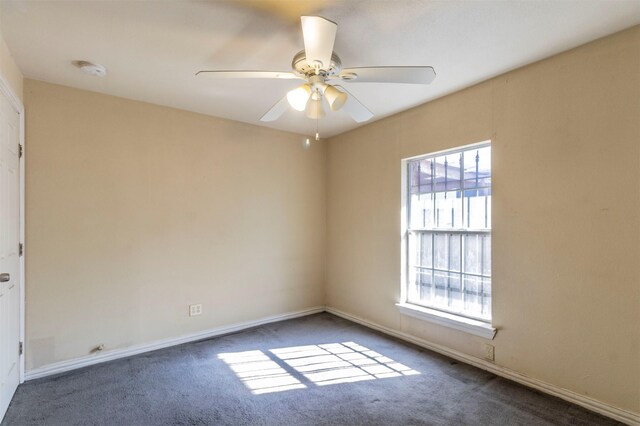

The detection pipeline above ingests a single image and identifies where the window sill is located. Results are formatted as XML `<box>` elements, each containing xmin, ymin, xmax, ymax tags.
<box><xmin>396</xmin><ymin>303</ymin><xmax>497</xmax><ymax>340</ymax></box>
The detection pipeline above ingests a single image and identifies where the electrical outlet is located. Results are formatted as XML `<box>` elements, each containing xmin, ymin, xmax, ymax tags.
<box><xmin>189</xmin><ymin>304</ymin><xmax>202</xmax><ymax>317</ymax></box>
<box><xmin>484</xmin><ymin>344</ymin><xmax>495</xmax><ymax>361</ymax></box>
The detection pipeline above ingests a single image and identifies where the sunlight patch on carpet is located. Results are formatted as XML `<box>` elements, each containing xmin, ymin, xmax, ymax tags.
<box><xmin>217</xmin><ymin>350</ymin><xmax>306</xmax><ymax>394</ymax></box>
<box><xmin>219</xmin><ymin>342</ymin><xmax>419</xmax><ymax>394</ymax></box>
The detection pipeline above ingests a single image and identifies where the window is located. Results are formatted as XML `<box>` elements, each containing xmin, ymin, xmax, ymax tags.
<box><xmin>401</xmin><ymin>143</ymin><xmax>492</xmax><ymax>333</ymax></box>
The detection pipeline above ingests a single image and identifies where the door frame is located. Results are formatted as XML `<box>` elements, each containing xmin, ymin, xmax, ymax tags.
<box><xmin>0</xmin><ymin>72</ymin><xmax>25</xmax><ymax>384</ymax></box>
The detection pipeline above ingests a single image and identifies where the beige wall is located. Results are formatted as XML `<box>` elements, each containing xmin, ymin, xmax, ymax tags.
<box><xmin>326</xmin><ymin>26</ymin><xmax>640</xmax><ymax>414</ymax></box>
<box><xmin>24</xmin><ymin>80</ymin><xmax>326</xmax><ymax>370</ymax></box>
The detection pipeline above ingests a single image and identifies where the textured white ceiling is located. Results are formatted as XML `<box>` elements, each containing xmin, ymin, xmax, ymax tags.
<box><xmin>1</xmin><ymin>0</ymin><xmax>639</xmax><ymax>138</ymax></box>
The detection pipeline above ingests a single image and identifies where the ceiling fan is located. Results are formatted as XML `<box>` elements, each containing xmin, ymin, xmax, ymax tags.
<box><xmin>197</xmin><ymin>16</ymin><xmax>436</xmax><ymax>126</ymax></box>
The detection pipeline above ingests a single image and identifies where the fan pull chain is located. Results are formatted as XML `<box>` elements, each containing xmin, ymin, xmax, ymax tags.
<box><xmin>315</xmin><ymin>94</ymin><xmax>320</xmax><ymax>141</ymax></box>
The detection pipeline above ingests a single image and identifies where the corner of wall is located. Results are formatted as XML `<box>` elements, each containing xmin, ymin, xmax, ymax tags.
<box><xmin>0</xmin><ymin>24</ymin><xmax>23</xmax><ymax>102</ymax></box>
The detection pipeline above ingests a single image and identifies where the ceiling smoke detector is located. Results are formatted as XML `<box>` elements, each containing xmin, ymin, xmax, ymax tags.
<box><xmin>74</xmin><ymin>60</ymin><xmax>107</xmax><ymax>77</ymax></box>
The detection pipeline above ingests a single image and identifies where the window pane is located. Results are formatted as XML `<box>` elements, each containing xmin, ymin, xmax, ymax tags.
<box><xmin>408</xmin><ymin>232</ymin><xmax>433</xmax><ymax>268</ymax></box>
<box><xmin>408</xmin><ymin>232</ymin><xmax>417</xmax><ymax>267</ymax></box>
<box><xmin>433</xmin><ymin>233</ymin><xmax>460</xmax><ymax>272</ymax></box>
<box><xmin>434</xmin><ymin>270</ymin><xmax>448</xmax><ymax>305</ymax></box>
<box><xmin>432</xmin><ymin>271</ymin><xmax>462</xmax><ymax>311</ymax></box>
<box><xmin>412</xmin><ymin>268</ymin><xmax>433</xmax><ymax>305</ymax></box>
<box><xmin>408</xmin><ymin>264</ymin><xmax>419</xmax><ymax>301</ymax></box>
<box><xmin>463</xmin><ymin>146</ymin><xmax>491</xmax><ymax>189</ymax></box>
<box><xmin>463</xmin><ymin>188</ymin><xmax>491</xmax><ymax>229</ymax></box>
<box><xmin>481</xmin><ymin>277</ymin><xmax>492</xmax><ymax>318</ymax></box>
<box><xmin>463</xmin><ymin>234</ymin><xmax>479</xmax><ymax>275</ymax></box>
<box><xmin>448</xmin><ymin>273</ymin><xmax>462</xmax><ymax>311</ymax></box>
<box><xmin>434</xmin><ymin>191</ymin><xmax>462</xmax><ymax>228</ymax></box>
<box><xmin>449</xmin><ymin>234</ymin><xmax>461</xmax><ymax>272</ymax></box>
<box><xmin>434</xmin><ymin>153</ymin><xmax>462</xmax><ymax>192</ymax></box>
<box><xmin>433</xmin><ymin>234</ymin><xmax>447</xmax><ymax>270</ymax></box>
<box><xmin>463</xmin><ymin>234</ymin><xmax>490</xmax><ymax>276</ymax></box>
<box><xmin>409</xmin><ymin>158</ymin><xmax>434</xmax><ymax>195</ymax></box>
<box><xmin>483</xmin><ymin>236</ymin><xmax>491</xmax><ymax>276</ymax></box>
<box><xmin>418</xmin><ymin>232</ymin><xmax>432</xmax><ymax>268</ymax></box>
<box><xmin>409</xmin><ymin>160</ymin><xmax>419</xmax><ymax>190</ymax></box>
<box><xmin>409</xmin><ymin>193</ymin><xmax>434</xmax><ymax>229</ymax></box>
<box><xmin>463</xmin><ymin>275</ymin><xmax>491</xmax><ymax>320</ymax></box>
<box><xmin>463</xmin><ymin>275</ymin><xmax>482</xmax><ymax>316</ymax></box>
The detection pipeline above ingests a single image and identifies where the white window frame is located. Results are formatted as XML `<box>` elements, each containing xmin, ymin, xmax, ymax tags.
<box><xmin>398</xmin><ymin>141</ymin><xmax>496</xmax><ymax>340</ymax></box>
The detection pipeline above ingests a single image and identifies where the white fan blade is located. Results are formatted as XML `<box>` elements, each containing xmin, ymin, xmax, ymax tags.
<box><xmin>337</xmin><ymin>66</ymin><xmax>436</xmax><ymax>84</ymax></box>
<box><xmin>334</xmin><ymin>85</ymin><xmax>373</xmax><ymax>123</ymax></box>
<box><xmin>196</xmin><ymin>70</ymin><xmax>302</xmax><ymax>80</ymax></box>
<box><xmin>260</xmin><ymin>96</ymin><xmax>290</xmax><ymax>122</ymax></box>
<box><xmin>301</xmin><ymin>16</ymin><xmax>337</xmax><ymax>70</ymax></box>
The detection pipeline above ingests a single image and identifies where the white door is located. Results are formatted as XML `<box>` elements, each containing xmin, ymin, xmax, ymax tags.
<box><xmin>0</xmin><ymin>91</ymin><xmax>20</xmax><ymax>419</ymax></box>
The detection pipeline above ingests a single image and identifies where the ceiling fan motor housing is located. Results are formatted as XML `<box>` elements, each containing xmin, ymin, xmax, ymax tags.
<box><xmin>292</xmin><ymin>50</ymin><xmax>342</xmax><ymax>78</ymax></box>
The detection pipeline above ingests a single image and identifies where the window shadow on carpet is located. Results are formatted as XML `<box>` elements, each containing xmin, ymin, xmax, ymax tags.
<box><xmin>218</xmin><ymin>342</ymin><xmax>420</xmax><ymax>395</ymax></box>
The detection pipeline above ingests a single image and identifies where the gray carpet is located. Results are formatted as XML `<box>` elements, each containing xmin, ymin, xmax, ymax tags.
<box><xmin>3</xmin><ymin>313</ymin><xmax>621</xmax><ymax>426</ymax></box>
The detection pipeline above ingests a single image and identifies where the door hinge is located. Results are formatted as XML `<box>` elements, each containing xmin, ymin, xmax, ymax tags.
<box><xmin>19</xmin><ymin>342</ymin><xmax>23</xmax><ymax>356</ymax></box>
<box><xmin>18</xmin><ymin>144</ymin><xmax>23</xmax><ymax>158</ymax></box>
<box><xmin>19</xmin><ymin>243</ymin><xmax>23</xmax><ymax>257</ymax></box>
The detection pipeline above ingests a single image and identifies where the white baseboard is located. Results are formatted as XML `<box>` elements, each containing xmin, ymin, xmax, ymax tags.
<box><xmin>25</xmin><ymin>306</ymin><xmax>325</xmax><ymax>381</ymax></box>
<box><xmin>325</xmin><ymin>306</ymin><xmax>640</xmax><ymax>426</ymax></box>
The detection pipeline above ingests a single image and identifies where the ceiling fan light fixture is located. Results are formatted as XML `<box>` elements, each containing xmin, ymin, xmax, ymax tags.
<box><xmin>324</xmin><ymin>85</ymin><xmax>347</xmax><ymax>111</ymax></box>
<box><xmin>287</xmin><ymin>84</ymin><xmax>312</xmax><ymax>111</ymax></box>
<box><xmin>306</xmin><ymin>98</ymin><xmax>326</xmax><ymax>119</ymax></box>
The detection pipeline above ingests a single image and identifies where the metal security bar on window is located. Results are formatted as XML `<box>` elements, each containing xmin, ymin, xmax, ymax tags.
<box><xmin>406</xmin><ymin>144</ymin><xmax>491</xmax><ymax>322</ymax></box>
